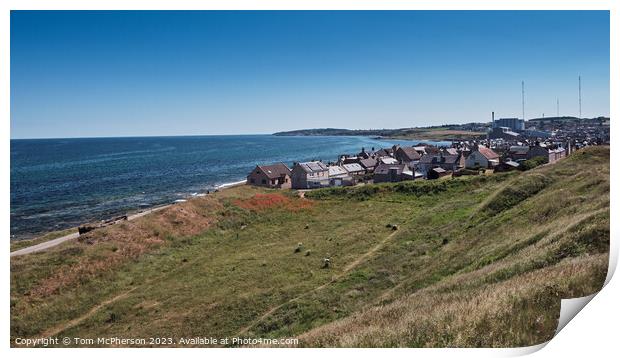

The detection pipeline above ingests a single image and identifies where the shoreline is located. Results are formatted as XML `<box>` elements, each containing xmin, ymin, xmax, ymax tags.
<box><xmin>10</xmin><ymin>179</ymin><xmax>248</xmax><ymax>254</ymax></box>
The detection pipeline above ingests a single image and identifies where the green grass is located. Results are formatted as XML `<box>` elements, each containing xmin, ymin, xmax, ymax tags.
<box><xmin>10</xmin><ymin>146</ymin><xmax>609</xmax><ymax>347</ymax></box>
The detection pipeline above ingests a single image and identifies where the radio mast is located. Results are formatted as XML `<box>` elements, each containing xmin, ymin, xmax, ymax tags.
<box><xmin>521</xmin><ymin>81</ymin><xmax>525</xmax><ymax>121</ymax></box>
<box><xmin>578</xmin><ymin>75</ymin><xmax>582</xmax><ymax>118</ymax></box>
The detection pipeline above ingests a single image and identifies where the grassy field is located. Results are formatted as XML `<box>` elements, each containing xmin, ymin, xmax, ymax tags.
<box><xmin>388</xmin><ymin>128</ymin><xmax>486</xmax><ymax>141</ymax></box>
<box><xmin>10</xmin><ymin>146</ymin><xmax>609</xmax><ymax>347</ymax></box>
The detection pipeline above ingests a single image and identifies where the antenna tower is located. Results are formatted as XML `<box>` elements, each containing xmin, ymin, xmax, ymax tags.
<box><xmin>521</xmin><ymin>81</ymin><xmax>525</xmax><ymax>121</ymax></box>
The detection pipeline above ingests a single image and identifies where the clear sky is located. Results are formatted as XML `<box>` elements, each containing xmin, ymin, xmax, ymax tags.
<box><xmin>11</xmin><ymin>10</ymin><xmax>610</xmax><ymax>139</ymax></box>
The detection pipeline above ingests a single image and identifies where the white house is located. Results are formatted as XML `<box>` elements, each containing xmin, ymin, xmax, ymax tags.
<box><xmin>465</xmin><ymin>146</ymin><xmax>500</xmax><ymax>169</ymax></box>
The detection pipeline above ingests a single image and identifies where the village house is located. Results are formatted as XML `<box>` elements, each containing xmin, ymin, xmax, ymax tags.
<box><xmin>548</xmin><ymin>147</ymin><xmax>566</xmax><ymax>163</ymax></box>
<box><xmin>494</xmin><ymin>160</ymin><xmax>520</xmax><ymax>172</ymax></box>
<box><xmin>394</xmin><ymin>146</ymin><xmax>422</xmax><ymax>169</ymax></box>
<box><xmin>526</xmin><ymin>145</ymin><xmax>552</xmax><ymax>161</ymax></box>
<box><xmin>416</xmin><ymin>153</ymin><xmax>464</xmax><ymax>178</ymax></box>
<box><xmin>291</xmin><ymin>161</ymin><xmax>330</xmax><ymax>189</ymax></box>
<box><xmin>379</xmin><ymin>156</ymin><xmax>399</xmax><ymax>165</ymax></box>
<box><xmin>442</xmin><ymin>147</ymin><xmax>459</xmax><ymax>156</ymax></box>
<box><xmin>359</xmin><ymin>157</ymin><xmax>378</xmax><ymax>173</ymax></box>
<box><xmin>413</xmin><ymin>145</ymin><xmax>428</xmax><ymax>156</ymax></box>
<box><xmin>374</xmin><ymin>148</ymin><xmax>392</xmax><ymax>157</ymax></box>
<box><xmin>357</xmin><ymin>147</ymin><xmax>376</xmax><ymax>159</ymax></box>
<box><xmin>507</xmin><ymin>144</ymin><xmax>566</xmax><ymax>164</ymax></box>
<box><xmin>427</xmin><ymin>167</ymin><xmax>451</xmax><ymax>180</ymax></box>
<box><xmin>338</xmin><ymin>155</ymin><xmax>359</xmax><ymax>165</ymax></box>
<box><xmin>465</xmin><ymin>146</ymin><xmax>500</xmax><ymax>169</ymax></box>
<box><xmin>507</xmin><ymin>146</ymin><xmax>530</xmax><ymax>161</ymax></box>
<box><xmin>373</xmin><ymin>163</ymin><xmax>415</xmax><ymax>183</ymax></box>
<box><xmin>246</xmin><ymin>163</ymin><xmax>292</xmax><ymax>189</ymax></box>
<box><xmin>327</xmin><ymin>165</ymin><xmax>353</xmax><ymax>187</ymax></box>
<box><xmin>342</xmin><ymin>163</ymin><xmax>365</xmax><ymax>176</ymax></box>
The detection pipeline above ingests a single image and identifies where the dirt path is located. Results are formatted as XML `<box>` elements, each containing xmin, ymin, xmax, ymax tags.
<box><xmin>40</xmin><ymin>287</ymin><xmax>138</xmax><ymax>338</ymax></box>
<box><xmin>236</xmin><ymin>229</ymin><xmax>399</xmax><ymax>336</ymax></box>
<box><xmin>10</xmin><ymin>232</ymin><xmax>81</xmax><ymax>257</ymax></box>
<box><xmin>10</xmin><ymin>205</ymin><xmax>171</xmax><ymax>257</ymax></box>
<box><xmin>37</xmin><ymin>252</ymin><xmax>196</xmax><ymax>339</ymax></box>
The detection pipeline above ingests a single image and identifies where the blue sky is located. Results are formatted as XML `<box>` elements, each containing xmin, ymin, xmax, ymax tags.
<box><xmin>11</xmin><ymin>10</ymin><xmax>610</xmax><ymax>139</ymax></box>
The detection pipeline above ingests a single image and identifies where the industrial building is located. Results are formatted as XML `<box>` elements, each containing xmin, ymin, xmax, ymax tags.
<box><xmin>492</xmin><ymin>117</ymin><xmax>525</xmax><ymax>132</ymax></box>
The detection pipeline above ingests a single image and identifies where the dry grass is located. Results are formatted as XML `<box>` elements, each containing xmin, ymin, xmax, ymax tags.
<box><xmin>298</xmin><ymin>254</ymin><xmax>607</xmax><ymax>347</ymax></box>
<box><xmin>24</xmin><ymin>196</ymin><xmax>223</xmax><ymax>298</ymax></box>
<box><xmin>233</xmin><ymin>193</ymin><xmax>314</xmax><ymax>212</ymax></box>
<box><xmin>10</xmin><ymin>147</ymin><xmax>609</xmax><ymax>347</ymax></box>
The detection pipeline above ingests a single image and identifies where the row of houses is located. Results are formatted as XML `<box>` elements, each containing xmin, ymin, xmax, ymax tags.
<box><xmin>506</xmin><ymin>144</ymin><xmax>566</xmax><ymax>163</ymax></box>
<box><xmin>247</xmin><ymin>142</ymin><xmax>567</xmax><ymax>190</ymax></box>
<box><xmin>247</xmin><ymin>161</ymin><xmax>361</xmax><ymax>190</ymax></box>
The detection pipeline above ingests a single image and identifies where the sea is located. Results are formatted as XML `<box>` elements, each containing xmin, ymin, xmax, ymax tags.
<box><xmin>10</xmin><ymin>135</ymin><xmax>450</xmax><ymax>239</ymax></box>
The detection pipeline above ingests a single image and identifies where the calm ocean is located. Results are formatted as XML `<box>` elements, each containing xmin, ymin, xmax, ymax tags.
<box><xmin>10</xmin><ymin>135</ymin><xmax>449</xmax><ymax>239</ymax></box>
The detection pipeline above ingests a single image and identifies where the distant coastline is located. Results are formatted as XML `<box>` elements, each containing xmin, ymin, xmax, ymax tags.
<box><xmin>272</xmin><ymin>116</ymin><xmax>610</xmax><ymax>142</ymax></box>
<box><xmin>273</xmin><ymin>126</ymin><xmax>487</xmax><ymax>142</ymax></box>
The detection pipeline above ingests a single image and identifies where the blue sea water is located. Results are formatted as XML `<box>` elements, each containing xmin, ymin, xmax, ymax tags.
<box><xmin>10</xmin><ymin>135</ymin><xmax>449</xmax><ymax>239</ymax></box>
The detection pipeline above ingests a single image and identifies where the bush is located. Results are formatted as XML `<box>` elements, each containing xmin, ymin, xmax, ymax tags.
<box><xmin>519</xmin><ymin>156</ymin><xmax>548</xmax><ymax>171</ymax></box>
<box><xmin>453</xmin><ymin>168</ymin><xmax>480</xmax><ymax>177</ymax></box>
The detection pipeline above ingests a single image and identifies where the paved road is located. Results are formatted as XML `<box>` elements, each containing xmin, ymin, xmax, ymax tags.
<box><xmin>10</xmin><ymin>205</ymin><xmax>171</xmax><ymax>257</ymax></box>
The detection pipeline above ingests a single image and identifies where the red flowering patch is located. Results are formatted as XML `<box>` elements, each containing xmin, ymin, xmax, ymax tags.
<box><xmin>233</xmin><ymin>193</ymin><xmax>313</xmax><ymax>212</ymax></box>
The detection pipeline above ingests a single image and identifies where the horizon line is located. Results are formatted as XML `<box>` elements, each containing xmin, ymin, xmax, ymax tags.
<box><xmin>10</xmin><ymin>115</ymin><xmax>610</xmax><ymax>140</ymax></box>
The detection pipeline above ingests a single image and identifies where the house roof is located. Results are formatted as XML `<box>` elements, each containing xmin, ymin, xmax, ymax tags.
<box><xmin>504</xmin><ymin>161</ymin><xmax>520</xmax><ymax>167</ymax></box>
<box><xmin>424</xmin><ymin>146</ymin><xmax>441</xmax><ymax>155</ymax></box>
<box><xmin>431</xmin><ymin>167</ymin><xmax>447</xmax><ymax>173</ymax></box>
<box><xmin>375</xmin><ymin>148</ymin><xmax>392</xmax><ymax>156</ymax></box>
<box><xmin>418</xmin><ymin>154</ymin><xmax>435</xmax><ymax>164</ymax></box>
<box><xmin>374</xmin><ymin>163</ymin><xmax>407</xmax><ymax>175</ymax></box>
<box><xmin>441</xmin><ymin>155</ymin><xmax>460</xmax><ymax>164</ymax></box>
<box><xmin>476</xmin><ymin>147</ymin><xmax>500</xmax><ymax>160</ymax></box>
<box><xmin>359</xmin><ymin>158</ymin><xmax>378</xmax><ymax>169</ymax></box>
<box><xmin>297</xmin><ymin>161</ymin><xmax>328</xmax><ymax>173</ymax></box>
<box><xmin>509</xmin><ymin>146</ymin><xmax>529</xmax><ymax>155</ymax></box>
<box><xmin>443</xmin><ymin>148</ymin><xmax>459</xmax><ymax>156</ymax></box>
<box><xmin>342</xmin><ymin>163</ymin><xmax>364</xmax><ymax>173</ymax></box>
<box><xmin>257</xmin><ymin>163</ymin><xmax>292</xmax><ymax>179</ymax></box>
<box><xmin>418</xmin><ymin>154</ymin><xmax>460</xmax><ymax>165</ymax></box>
<box><xmin>379</xmin><ymin>157</ymin><xmax>399</xmax><ymax>165</ymax></box>
<box><xmin>396</xmin><ymin>147</ymin><xmax>422</xmax><ymax>161</ymax></box>
<box><xmin>328</xmin><ymin>165</ymin><xmax>348</xmax><ymax>177</ymax></box>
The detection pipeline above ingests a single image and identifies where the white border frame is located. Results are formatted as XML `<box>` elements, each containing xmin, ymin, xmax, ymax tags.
<box><xmin>2</xmin><ymin>2</ymin><xmax>616</xmax><ymax>358</ymax></box>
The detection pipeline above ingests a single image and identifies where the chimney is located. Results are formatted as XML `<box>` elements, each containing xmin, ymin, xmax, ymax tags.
<box><xmin>492</xmin><ymin>111</ymin><xmax>495</xmax><ymax>126</ymax></box>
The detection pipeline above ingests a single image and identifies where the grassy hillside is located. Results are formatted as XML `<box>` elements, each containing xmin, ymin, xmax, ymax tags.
<box><xmin>10</xmin><ymin>147</ymin><xmax>609</xmax><ymax>347</ymax></box>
